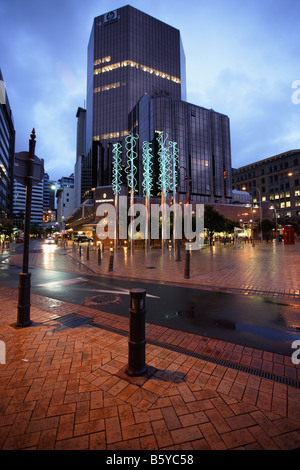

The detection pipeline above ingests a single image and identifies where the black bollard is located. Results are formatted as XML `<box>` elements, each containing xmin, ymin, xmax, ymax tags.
<box><xmin>86</xmin><ymin>245</ymin><xmax>89</xmax><ymax>261</ymax></box>
<box><xmin>108</xmin><ymin>249</ymin><xmax>114</xmax><ymax>271</ymax></box>
<box><xmin>175</xmin><ymin>241</ymin><xmax>181</xmax><ymax>261</ymax></box>
<box><xmin>184</xmin><ymin>249</ymin><xmax>190</xmax><ymax>279</ymax></box>
<box><xmin>98</xmin><ymin>246</ymin><xmax>101</xmax><ymax>265</ymax></box>
<box><xmin>16</xmin><ymin>273</ymin><xmax>32</xmax><ymax>327</ymax></box>
<box><xmin>79</xmin><ymin>245</ymin><xmax>81</xmax><ymax>258</ymax></box>
<box><xmin>126</xmin><ymin>289</ymin><xmax>147</xmax><ymax>376</ymax></box>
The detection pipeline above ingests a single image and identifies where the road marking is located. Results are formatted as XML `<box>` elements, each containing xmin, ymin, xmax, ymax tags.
<box><xmin>37</xmin><ymin>277</ymin><xmax>88</xmax><ymax>287</ymax></box>
<box><xmin>37</xmin><ymin>277</ymin><xmax>160</xmax><ymax>299</ymax></box>
<box><xmin>71</xmin><ymin>287</ymin><xmax>160</xmax><ymax>299</ymax></box>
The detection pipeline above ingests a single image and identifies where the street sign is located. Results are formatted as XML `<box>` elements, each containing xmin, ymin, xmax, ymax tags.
<box><xmin>14</xmin><ymin>151</ymin><xmax>44</xmax><ymax>186</ymax></box>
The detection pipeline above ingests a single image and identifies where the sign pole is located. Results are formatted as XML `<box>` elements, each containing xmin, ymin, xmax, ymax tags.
<box><xmin>16</xmin><ymin>129</ymin><xmax>36</xmax><ymax>327</ymax></box>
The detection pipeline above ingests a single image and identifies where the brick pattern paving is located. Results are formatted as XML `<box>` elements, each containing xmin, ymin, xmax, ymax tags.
<box><xmin>0</xmin><ymin>286</ymin><xmax>299</xmax><ymax>450</ymax></box>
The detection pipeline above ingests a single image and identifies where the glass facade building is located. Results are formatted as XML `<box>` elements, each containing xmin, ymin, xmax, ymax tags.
<box><xmin>0</xmin><ymin>69</ymin><xmax>15</xmax><ymax>218</ymax></box>
<box><xmin>82</xmin><ymin>5</ymin><xmax>231</xmax><ymax>204</ymax></box>
<box><xmin>134</xmin><ymin>94</ymin><xmax>232</xmax><ymax>203</ymax></box>
<box><xmin>85</xmin><ymin>5</ymin><xmax>186</xmax><ymax>187</ymax></box>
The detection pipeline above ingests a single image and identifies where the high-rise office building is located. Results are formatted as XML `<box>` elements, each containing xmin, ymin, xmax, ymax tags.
<box><xmin>74</xmin><ymin>107</ymin><xmax>87</xmax><ymax>206</ymax></box>
<box><xmin>13</xmin><ymin>180</ymin><xmax>43</xmax><ymax>227</ymax></box>
<box><xmin>0</xmin><ymin>69</ymin><xmax>15</xmax><ymax>218</ymax></box>
<box><xmin>85</xmin><ymin>6</ymin><xmax>186</xmax><ymax>185</ymax></box>
<box><xmin>81</xmin><ymin>5</ymin><xmax>231</xmax><ymax>204</ymax></box>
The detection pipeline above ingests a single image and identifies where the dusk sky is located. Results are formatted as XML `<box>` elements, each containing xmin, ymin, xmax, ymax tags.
<box><xmin>1</xmin><ymin>0</ymin><xmax>299</xmax><ymax>182</ymax></box>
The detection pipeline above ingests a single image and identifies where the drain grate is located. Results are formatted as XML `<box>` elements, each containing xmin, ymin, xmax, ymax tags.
<box><xmin>91</xmin><ymin>322</ymin><xmax>300</xmax><ymax>389</ymax></box>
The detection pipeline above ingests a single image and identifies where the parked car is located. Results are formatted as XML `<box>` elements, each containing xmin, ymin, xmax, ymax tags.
<box><xmin>74</xmin><ymin>235</ymin><xmax>93</xmax><ymax>243</ymax></box>
<box><xmin>16</xmin><ymin>237</ymin><xmax>23</xmax><ymax>243</ymax></box>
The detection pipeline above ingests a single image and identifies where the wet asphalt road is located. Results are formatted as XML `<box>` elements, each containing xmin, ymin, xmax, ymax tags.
<box><xmin>1</xmin><ymin>246</ymin><xmax>300</xmax><ymax>356</ymax></box>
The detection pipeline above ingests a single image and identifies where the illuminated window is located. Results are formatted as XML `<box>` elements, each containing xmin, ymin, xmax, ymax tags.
<box><xmin>94</xmin><ymin>56</ymin><xmax>111</xmax><ymax>66</ymax></box>
<box><xmin>94</xmin><ymin>82</ymin><xmax>121</xmax><ymax>93</ymax></box>
<box><xmin>93</xmin><ymin>59</ymin><xmax>181</xmax><ymax>84</ymax></box>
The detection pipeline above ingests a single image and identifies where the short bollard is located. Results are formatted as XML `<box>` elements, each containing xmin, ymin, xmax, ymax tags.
<box><xmin>184</xmin><ymin>249</ymin><xmax>190</xmax><ymax>279</ymax></box>
<box><xmin>98</xmin><ymin>246</ymin><xmax>101</xmax><ymax>265</ymax></box>
<box><xmin>108</xmin><ymin>250</ymin><xmax>114</xmax><ymax>271</ymax></box>
<box><xmin>126</xmin><ymin>289</ymin><xmax>147</xmax><ymax>376</ymax></box>
<box><xmin>86</xmin><ymin>245</ymin><xmax>89</xmax><ymax>261</ymax></box>
<box><xmin>175</xmin><ymin>241</ymin><xmax>181</xmax><ymax>261</ymax></box>
<box><xmin>79</xmin><ymin>245</ymin><xmax>81</xmax><ymax>258</ymax></box>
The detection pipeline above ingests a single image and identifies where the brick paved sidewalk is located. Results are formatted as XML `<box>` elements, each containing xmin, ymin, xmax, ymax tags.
<box><xmin>0</xmin><ymin>286</ymin><xmax>299</xmax><ymax>450</ymax></box>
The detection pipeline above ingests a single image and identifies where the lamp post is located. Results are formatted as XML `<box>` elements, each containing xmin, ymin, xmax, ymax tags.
<box><xmin>270</xmin><ymin>204</ymin><xmax>279</xmax><ymax>244</ymax></box>
<box><xmin>178</xmin><ymin>166</ymin><xmax>191</xmax><ymax>250</ymax></box>
<box><xmin>16</xmin><ymin>129</ymin><xmax>35</xmax><ymax>327</ymax></box>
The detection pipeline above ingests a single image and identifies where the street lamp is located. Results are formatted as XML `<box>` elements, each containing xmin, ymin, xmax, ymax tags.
<box><xmin>175</xmin><ymin>166</ymin><xmax>191</xmax><ymax>251</ymax></box>
<box><xmin>178</xmin><ymin>166</ymin><xmax>191</xmax><ymax>204</ymax></box>
<box><xmin>242</xmin><ymin>186</ymin><xmax>263</xmax><ymax>245</ymax></box>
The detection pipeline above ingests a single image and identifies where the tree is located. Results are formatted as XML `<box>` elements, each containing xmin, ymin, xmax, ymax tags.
<box><xmin>204</xmin><ymin>205</ymin><xmax>227</xmax><ymax>245</ymax></box>
<box><xmin>224</xmin><ymin>218</ymin><xmax>240</xmax><ymax>234</ymax></box>
<box><xmin>257</xmin><ymin>218</ymin><xmax>275</xmax><ymax>242</ymax></box>
<box><xmin>0</xmin><ymin>217</ymin><xmax>14</xmax><ymax>238</ymax></box>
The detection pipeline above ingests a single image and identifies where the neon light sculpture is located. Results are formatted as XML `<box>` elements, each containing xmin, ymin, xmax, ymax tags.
<box><xmin>157</xmin><ymin>131</ymin><xmax>171</xmax><ymax>196</ymax></box>
<box><xmin>112</xmin><ymin>142</ymin><xmax>123</xmax><ymax>195</ymax></box>
<box><xmin>169</xmin><ymin>140</ymin><xmax>179</xmax><ymax>249</ymax></box>
<box><xmin>142</xmin><ymin>141</ymin><xmax>154</xmax><ymax>197</ymax></box>
<box><xmin>142</xmin><ymin>141</ymin><xmax>154</xmax><ymax>250</ymax></box>
<box><xmin>169</xmin><ymin>140</ymin><xmax>179</xmax><ymax>200</ymax></box>
<box><xmin>111</xmin><ymin>142</ymin><xmax>123</xmax><ymax>251</ymax></box>
<box><xmin>156</xmin><ymin>131</ymin><xmax>172</xmax><ymax>252</ymax></box>
<box><xmin>125</xmin><ymin>133</ymin><xmax>138</xmax><ymax>193</ymax></box>
<box><xmin>125</xmin><ymin>133</ymin><xmax>139</xmax><ymax>252</ymax></box>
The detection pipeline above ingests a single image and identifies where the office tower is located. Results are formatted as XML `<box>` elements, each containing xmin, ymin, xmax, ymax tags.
<box><xmin>82</xmin><ymin>5</ymin><xmax>231</xmax><ymax>204</ymax></box>
<box><xmin>74</xmin><ymin>107</ymin><xmax>87</xmax><ymax>206</ymax></box>
<box><xmin>56</xmin><ymin>175</ymin><xmax>75</xmax><ymax>229</ymax></box>
<box><xmin>0</xmin><ymin>69</ymin><xmax>15</xmax><ymax>218</ymax></box>
<box><xmin>13</xmin><ymin>180</ymin><xmax>43</xmax><ymax>227</ymax></box>
<box><xmin>85</xmin><ymin>5</ymin><xmax>186</xmax><ymax>188</ymax></box>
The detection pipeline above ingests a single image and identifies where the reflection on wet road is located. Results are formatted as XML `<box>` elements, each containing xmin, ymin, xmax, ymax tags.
<box><xmin>1</xmin><ymin>254</ymin><xmax>299</xmax><ymax>356</ymax></box>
